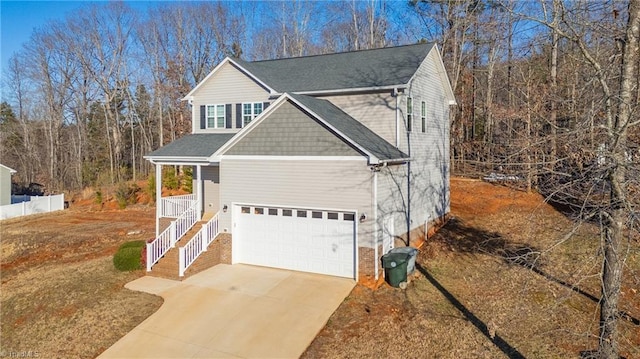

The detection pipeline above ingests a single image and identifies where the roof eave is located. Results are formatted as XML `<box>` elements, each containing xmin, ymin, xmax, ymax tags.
<box><xmin>143</xmin><ymin>155</ymin><xmax>212</xmax><ymax>163</ymax></box>
<box><xmin>283</xmin><ymin>84</ymin><xmax>408</xmax><ymax>97</ymax></box>
<box><xmin>371</xmin><ymin>157</ymin><xmax>412</xmax><ymax>165</ymax></box>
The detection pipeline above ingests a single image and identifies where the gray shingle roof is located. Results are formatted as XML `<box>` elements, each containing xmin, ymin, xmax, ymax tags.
<box><xmin>234</xmin><ymin>43</ymin><xmax>434</xmax><ymax>93</ymax></box>
<box><xmin>145</xmin><ymin>133</ymin><xmax>234</xmax><ymax>159</ymax></box>
<box><xmin>288</xmin><ymin>93</ymin><xmax>408</xmax><ymax>161</ymax></box>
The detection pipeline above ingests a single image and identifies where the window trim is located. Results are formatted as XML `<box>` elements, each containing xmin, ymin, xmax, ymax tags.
<box><xmin>242</xmin><ymin>102</ymin><xmax>264</xmax><ymax>127</ymax></box>
<box><xmin>206</xmin><ymin>104</ymin><xmax>226</xmax><ymax>129</ymax></box>
<box><xmin>421</xmin><ymin>100</ymin><xmax>426</xmax><ymax>133</ymax></box>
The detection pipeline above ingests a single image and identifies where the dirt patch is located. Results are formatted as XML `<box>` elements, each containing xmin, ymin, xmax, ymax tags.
<box><xmin>0</xmin><ymin>205</ymin><xmax>163</xmax><ymax>359</ymax></box>
<box><xmin>303</xmin><ymin>178</ymin><xmax>640</xmax><ymax>358</ymax></box>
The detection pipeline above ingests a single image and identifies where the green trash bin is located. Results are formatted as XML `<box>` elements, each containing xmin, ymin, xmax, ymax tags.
<box><xmin>381</xmin><ymin>252</ymin><xmax>410</xmax><ymax>288</ymax></box>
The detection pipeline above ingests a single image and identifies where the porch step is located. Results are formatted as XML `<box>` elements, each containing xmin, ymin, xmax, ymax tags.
<box><xmin>147</xmin><ymin>221</ymin><xmax>220</xmax><ymax>281</ymax></box>
<box><xmin>147</xmin><ymin>247</ymin><xmax>181</xmax><ymax>281</ymax></box>
<box><xmin>201</xmin><ymin>212</ymin><xmax>215</xmax><ymax>222</ymax></box>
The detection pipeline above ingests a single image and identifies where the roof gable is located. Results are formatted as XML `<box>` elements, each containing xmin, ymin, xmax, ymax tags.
<box><xmin>217</xmin><ymin>93</ymin><xmax>408</xmax><ymax>164</ymax></box>
<box><xmin>183</xmin><ymin>58</ymin><xmax>274</xmax><ymax>101</ymax></box>
<box><xmin>225</xmin><ymin>100</ymin><xmax>360</xmax><ymax>157</ymax></box>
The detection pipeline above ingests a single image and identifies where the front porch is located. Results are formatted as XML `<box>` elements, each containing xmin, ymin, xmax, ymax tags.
<box><xmin>146</xmin><ymin>161</ymin><xmax>223</xmax><ymax>279</ymax></box>
<box><xmin>147</xmin><ymin>191</ymin><xmax>227</xmax><ymax>280</ymax></box>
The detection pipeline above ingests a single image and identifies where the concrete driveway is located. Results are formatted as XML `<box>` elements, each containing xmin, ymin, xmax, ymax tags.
<box><xmin>98</xmin><ymin>264</ymin><xmax>355</xmax><ymax>359</ymax></box>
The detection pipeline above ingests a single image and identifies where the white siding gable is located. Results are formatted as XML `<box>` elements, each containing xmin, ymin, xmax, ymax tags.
<box><xmin>191</xmin><ymin>61</ymin><xmax>271</xmax><ymax>134</ymax></box>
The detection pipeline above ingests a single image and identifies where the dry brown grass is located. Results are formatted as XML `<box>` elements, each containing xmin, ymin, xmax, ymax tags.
<box><xmin>1</xmin><ymin>205</ymin><xmax>162</xmax><ymax>359</ymax></box>
<box><xmin>302</xmin><ymin>178</ymin><xmax>640</xmax><ymax>358</ymax></box>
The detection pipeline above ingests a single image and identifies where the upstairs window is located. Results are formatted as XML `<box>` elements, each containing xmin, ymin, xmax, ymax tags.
<box><xmin>242</xmin><ymin>102</ymin><xmax>263</xmax><ymax>127</ymax></box>
<box><xmin>407</xmin><ymin>97</ymin><xmax>413</xmax><ymax>132</ymax></box>
<box><xmin>421</xmin><ymin>101</ymin><xmax>426</xmax><ymax>133</ymax></box>
<box><xmin>207</xmin><ymin>104</ymin><xmax>226</xmax><ymax>128</ymax></box>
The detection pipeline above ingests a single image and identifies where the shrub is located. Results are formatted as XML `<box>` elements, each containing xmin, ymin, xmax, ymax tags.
<box><xmin>113</xmin><ymin>240</ymin><xmax>146</xmax><ymax>271</ymax></box>
<box><xmin>119</xmin><ymin>240</ymin><xmax>145</xmax><ymax>249</ymax></box>
<box><xmin>146</xmin><ymin>175</ymin><xmax>156</xmax><ymax>203</ymax></box>
<box><xmin>162</xmin><ymin>167</ymin><xmax>179</xmax><ymax>190</ymax></box>
<box><xmin>182</xmin><ymin>167</ymin><xmax>193</xmax><ymax>192</ymax></box>
<box><xmin>95</xmin><ymin>190</ymin><xmax>103</xmax><ymax>205</ymax></box>
<box><xmin>115</xmin><ymin>182</ymin><xmax>140</xmax><ymax>209</ymax></box>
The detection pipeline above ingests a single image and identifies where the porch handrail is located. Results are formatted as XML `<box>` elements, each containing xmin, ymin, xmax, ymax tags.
<box><xmin>147</xmin><ymin>201</ymin><xmax>200</xmax><ymax>272</ymax></box>
<box><xmin>179</xmin><ymin>212</ymin><xmax>220</xmax><ymax>277</ymax></box>
<box><xmin>147</xmin><ymin>225</ymin><xmax>172</xmax><ymax>271</ymax></box>
<box><xmin>173</xmin><ymin>201</ymin><xmax>199</xmax><ymax>242</ymax></box>
<box><xmin>161</xmin><ymin>194</ymin><xmax>196</xmax><ymax>218</ymax></box>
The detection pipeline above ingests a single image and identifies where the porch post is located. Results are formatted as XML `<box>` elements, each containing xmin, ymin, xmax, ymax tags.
<box><xmin>196</xmin><ymin>164</ymin><xmax>202</xmax><ymax>220</ymax></box>
<box><xmin>155</xmin><ymin>163</ymin><xmax>162</xmax><ymax>237</ymax></box>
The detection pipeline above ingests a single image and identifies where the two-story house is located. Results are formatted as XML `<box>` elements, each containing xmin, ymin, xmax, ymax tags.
<box><xmin>144</xmin><ymin>43</ymin><xmax>456</xmax><ymax>283</ymax></box>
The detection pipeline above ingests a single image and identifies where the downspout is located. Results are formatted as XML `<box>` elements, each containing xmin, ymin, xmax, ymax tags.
<box><xmin>407</xmin><ymin>161</ymin><xmax>411</xmax><ymax>246</ymax></box>
<box><xmin>372</xmin><ymin>166</ymin><xmax>379</xmax><ymax>281</ymax></box>
<box><xmin>394</xmin><ymin>88</ymin><xmax>400</xmax><ymax>148</ymax></box>
<box><xmin>405</xmin><ymin>90</ymin><xmax>411</xmax><ymax>247</ymax></box>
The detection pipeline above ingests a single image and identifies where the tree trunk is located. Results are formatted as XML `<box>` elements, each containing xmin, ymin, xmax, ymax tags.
<box><xmin>549</xmin><ymin>0</ymin><xmax>560</xmax><ymax>169</ymax></box>
<box><xmin>599</xmin><ymin>1</ymin><xmax>639</xmax><ymax>357</ymax></box>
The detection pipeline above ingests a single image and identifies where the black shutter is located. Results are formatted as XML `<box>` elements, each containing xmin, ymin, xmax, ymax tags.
<box><xmin>236</xmin><ymin>103</ymin><xmax>242</xmax><ymax>128</ymax></box>
<box><xmin>263</xmin><ymin>102</ymin><xmax>270</xmax><ymax>109</ymax></box>
<box><xmin>200</xmin><ymin>105</ymin><xmax>206</xmax><ymax>129</ymax></box>
<box><xmin>225</xmin><ymin>104</ymin><xmax>232</xmax><ymax>128</ymax></box>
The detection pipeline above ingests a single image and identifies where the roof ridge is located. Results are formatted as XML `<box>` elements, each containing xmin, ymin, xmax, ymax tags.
<box><xmin>247</xmin><ymin>42</ymin><xmax>433</xmax><ymax>63</ymax></box>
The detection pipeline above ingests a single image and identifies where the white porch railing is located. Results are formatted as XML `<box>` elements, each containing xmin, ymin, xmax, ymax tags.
<box><xmin>179</xmin><ymin>212</ymin><xmax>220</xmax><ymax>277</ymax></box>
<box><xmin>147</xmin><ymin>201</ymin><xmax>199</xmax><ymax>271</ymax></box>
<box><xmin>160</xmin><ymin>194</ymin><xmax>196</xmax><ymax>218</ymax></box>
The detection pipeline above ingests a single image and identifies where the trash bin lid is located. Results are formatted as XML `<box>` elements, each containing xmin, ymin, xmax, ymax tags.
<box><xmin>389</xmin><ymin>247</ymin><xmax>418</xmax><ymax>256</ymax></box>
<box><xmin>381</xmin><ymin>252</ymin><xmax>410</xmax><ymax>268</ymax></box>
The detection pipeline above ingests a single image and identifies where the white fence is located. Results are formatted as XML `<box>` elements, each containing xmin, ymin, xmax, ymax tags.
<box><xmin>146</xmin><ymin>201</ymin><xmax>199</xmax><ymax>271</ymax></box>
<box><xmin>179</xmin><ymin>212</ymin><xmax>220</xmax><ymax>277</ymax></box>
<box><xmin>0</xmin><ymin>194</ymin><xmax>65</xmax><ymax>220</ymax></box>
<box><xmin>161</xmin><ymin>194</ymin><xmax>196</xmax><ymax>218</ymax></box>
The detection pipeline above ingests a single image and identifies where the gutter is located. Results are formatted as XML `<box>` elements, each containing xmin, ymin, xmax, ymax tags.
<box><xmin>146</xmin><ymin>158</ymin><xmax>213</xmax><ymax>166</ymax></box>
<box><xmin>373</xmin><ymin>157</ymin><xmax>412</xmax><ymax>166</ymax></box>
<box><xmin>273</xmin><ymin>84</ymin><xmax>408</xmax><ymax>97</ymax></box>
<box><xmin>394</xmin><ymin>88</ymin><xmax>400</xmax><ymax>148</ymax></box>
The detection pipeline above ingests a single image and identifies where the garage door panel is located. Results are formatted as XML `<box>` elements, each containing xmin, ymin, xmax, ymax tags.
<box><xmin>234</xmin><ymin>205</ymin><xmax>356</xmax><ymax>278</ymax></box>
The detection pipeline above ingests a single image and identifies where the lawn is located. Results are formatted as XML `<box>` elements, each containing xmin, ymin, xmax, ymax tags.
<box><xmin>0</xmin><ymin>206</ymin><xmax>162</xmax><ymax>359</ymax></box>
<box><xmin>302</xmin><ymin>178</ymin><xmax>640</xmax><ymax>358</ymax></box>
<box><xmin>1</xmin><ymin>179</ymin><xmax>637</xmax><ymax>358</ymax></box>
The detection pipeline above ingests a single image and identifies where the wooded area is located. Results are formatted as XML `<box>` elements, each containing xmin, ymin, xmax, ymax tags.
<box><xmin>0</xmin><ymin>1</ymin><xmax>638</xmax><ymax>357</ymax></box>
<box><xmin>0</xmin><ymin>1</ymin><xmax>637</xmax><ymax>193</ymax></box>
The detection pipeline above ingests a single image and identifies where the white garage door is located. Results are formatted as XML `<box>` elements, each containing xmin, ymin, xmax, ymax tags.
<box><xmin>233</xmin><ymin>205</ymin><xmax>356</xmax><ymax>278</ymax></box>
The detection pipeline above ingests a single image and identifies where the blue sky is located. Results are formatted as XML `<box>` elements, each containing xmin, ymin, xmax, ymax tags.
<box><xmin>0</xmin><ymin>1</ymin><xmax>155</xmax><ymax>77</ymax></box>
<box><xmin>1</xmin><ymin>1</ymin><xmax>86</xmax><ymax>73</ymax></box>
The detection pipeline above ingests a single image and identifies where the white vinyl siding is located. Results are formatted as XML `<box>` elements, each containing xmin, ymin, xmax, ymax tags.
<box><xmin>0</xmin><ymin>166</ymin><xmax>13</xmax><ymax>206</ymax></box>
<box><xmin>404</xmin><ymin>50</ymin><xmax>451</xmax><ymax>227</ymax></box>
<box><xmin>386</xmin><ymin>49</ymin><xmax>451</xmax><ymax>240</ymax></box>
<box><xmin>219</xmin><ymin>158</ymin><xmax>375</xmax><ymax>248</ymax></box>
<box><xmin>318</xmin><ymin>92</ymin><xmax>396</xmax><ymax>145</ymax></box>
<box><xmin>191</xmin><ymin>61</ymin><xmax>270</xmax><ymax>133</ymax></box>
<box><xmin>198</xmin><ymin>165</ymin><xmax>220</xmax><ymax>214</ymax></box>
<box><xmin>376</xmin><ymin>164</ymin><xmax>408</xmax><ymax>242</ymax></box>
